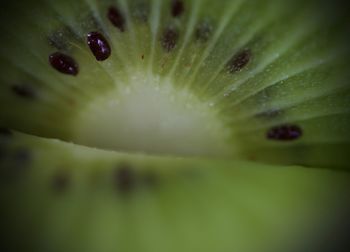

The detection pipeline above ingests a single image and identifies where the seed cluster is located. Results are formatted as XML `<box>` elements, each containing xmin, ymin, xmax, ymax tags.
<box><xmin>52</xmin><ymin>163</ymin><xmax>159</xmax><ymax>195</ymax></box>
<box><xmin>43</xmin><ymin>2</ymin><xmax>304</xmax><ymax>146</ymax></box>
<box><xmin>1</xmin><ymin>149</ymin><xmax>158</xmax><ymax>195</ymax></box>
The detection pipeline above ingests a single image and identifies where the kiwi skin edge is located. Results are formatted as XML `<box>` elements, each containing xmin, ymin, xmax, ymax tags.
<box><xmin>0</xmin><ymin>0</ymin><xmax>350</xmax><ymax>252</ymax></box>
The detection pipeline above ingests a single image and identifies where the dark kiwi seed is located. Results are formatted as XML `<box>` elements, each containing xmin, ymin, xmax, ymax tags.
<box><xmin>114</xmin><ymin>164</ymin><xmax>136</xmax><ymax>193</ymax></box>
<box><xmin>267</xmin><ymin>124</ymin><xmax>303</xmax><ymax>141</ymax></box>
<box><xmin>49</xmin><ymin>52</ymin><xmax>79</xmax><ymax>76</ymax></box>
<box><xmin>171</xmin><ymin>0</ymin><xmax>184</xmax><ymax>18</ymax></box>
<box><xmin>226</xmin><ymin>49</ymin><xmax>252</xmax><ymax>73</ymax></box>
<box><xmin>161</xmin><ymin>27</ymin><xmax>179</xmax><ymax>52</ymax></box>
<box><xmin>52</xmin><ymin>170</ymin><xmax>70</xmax><ymax>193</ymax></box>
<box><xmin>195</xmin><ymin>21</ymin><xmax>213</xmax><ymax>42</ymax></box>
<box><xmin>108</xmin><ymin>6</ymin><xmax>126</xmax><ymax>32</ymax></box>
<box><xmin>87</xmin><ymin>32</ymin><xmax>111</xmax><ymax>61</ymax></box>
<box><xmin>11</xmin><ymin>84</ymin><xmax>36</xmax><ymax>99</ymax></box>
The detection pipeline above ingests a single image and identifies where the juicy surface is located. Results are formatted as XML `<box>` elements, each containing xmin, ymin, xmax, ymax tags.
<box><xmin>0</xmin><ymin>1</ymin><xmax>350</xmax><ymax>251</ymax></box>
<box><xmin>0</xmin><ymin>0</ymin><xmax>349</xmax><ymax>168</ymax></box>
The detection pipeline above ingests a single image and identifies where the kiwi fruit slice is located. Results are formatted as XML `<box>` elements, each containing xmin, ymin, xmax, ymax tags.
<box><xmin>1</xmin><ymin>131</ymin><xmax>349</xmax><ymax>252</ymax></box>
<box><xmin>0</xmin><ymin>0</ymin><xmax>349</xmax><ymax>251</ymax></box>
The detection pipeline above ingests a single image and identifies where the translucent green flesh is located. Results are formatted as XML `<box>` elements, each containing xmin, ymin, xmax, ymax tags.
<box><xmin>0</xmin><ymin>0</ymin><xmax>349</xmax><ymax>167</ymax></box>
<box><xmin>1</xmin><ymin>132</ymin><xmax>349</xmax><ymax>252</ymax></box>
<box><xmin>0</xmin><ymin>1</ymin><xmax>349</xmax><ymax>251</ymax></box>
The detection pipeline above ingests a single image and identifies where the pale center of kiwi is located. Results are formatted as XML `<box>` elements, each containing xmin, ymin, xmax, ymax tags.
<box><xmin>72</xmin><ymin>71</ymin><xmax>233</xmax><ymax>157</ymax></box>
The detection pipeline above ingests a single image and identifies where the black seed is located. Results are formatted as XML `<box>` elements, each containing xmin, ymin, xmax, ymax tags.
<box><xmin>171</xmin><ymin>0</ymin><xmax>184</xmax><ymax>17</ymax></box>
<box><xmin>52</xmin><ymin>171</ymin><xmax>70</xmax><ymax>193</ymax></box>
<box><xmin>11</xmin><ymin>84</ymin><xmax>36</xmax><ymax>99</ymax></box>
<box><xmin>161</xmin><ymin>28</ymin><xmax>179</xmax><ymax>52</ymax></box>
<box><xmin>195</xmin><ymin>21</ymin><xmax>213</xmax><ymax>42</ymax></box>
<box><xmin>87</xmin><ymin>32</ymin><xmax>111</xmax><ymax>61</ymax></box>
<box><xmin>108</xmin><ymin>6</ymin><xmax>126</xmax><ymax>32</ymax></box>
<box><xmin>226</xmin><ymin>49</ymin><xmax>251</xmax><ymax>73</ymax></box>
<box><xmin>49</xmin><ymin>52</ymin><xmax>79</xmax><ymax>76</ymax></box>
<box><xmin>0</xmin><ymin>128</ymin><xmax>12</xmax><ymax>137</ymax></box>
<box><xmin>267</xmin><ymin>124</ymin><xmax>302</xmax><ymax>141</ymax></box>
<box><xmin>114</xmin><ymin>164</ymin><xmax>136</xmax><ymax>193</ymax></box>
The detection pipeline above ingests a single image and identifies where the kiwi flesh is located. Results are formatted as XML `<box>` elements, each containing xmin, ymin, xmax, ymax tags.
<box><xmin>0</xmin><ymin>131</ymin><xmax>349</xmax><ymax>252</ymax></box>
<box><xmin>0</xmin><ymin>0</ymin><xmax>349</xmax><ymax>251</ymax></box>
<box><xmin>0</xmin><ymin>0</ymin><xmax>349</xmax><ymax>168</ymax></box>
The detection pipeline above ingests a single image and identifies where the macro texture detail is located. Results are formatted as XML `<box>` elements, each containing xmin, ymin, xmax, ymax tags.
<box><xmin>0</xmin><ymin>0</ymin><xmax>349</xmax><ymax>252</ymax></box>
